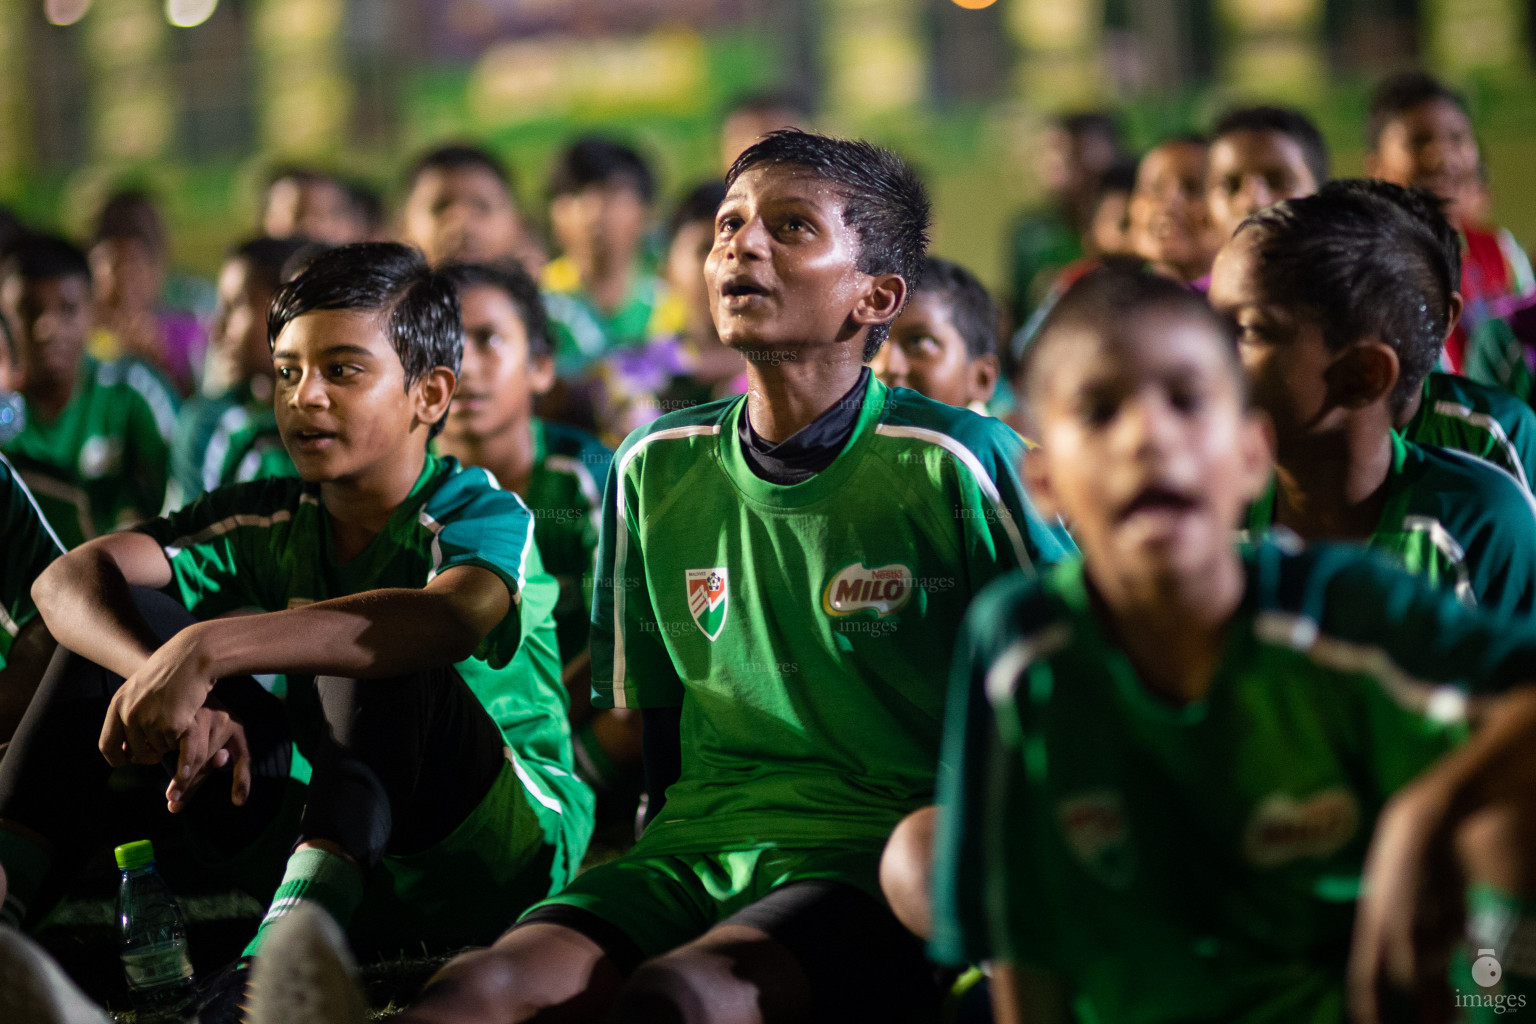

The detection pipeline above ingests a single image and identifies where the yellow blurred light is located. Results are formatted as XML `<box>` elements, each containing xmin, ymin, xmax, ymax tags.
<box><xmin>166</xmin><ymin>0</ymin><xmax>216</xmax><ymax>27</ymax></box>
<box><xmin>45</xmin><ymin>0</ymin><xmax>92</xmax><ymax>26</ymax></box>
<box><xmin>951</xmin><ymin>0</ymin><xmax>997</xmax><ymax>8</ymax></box>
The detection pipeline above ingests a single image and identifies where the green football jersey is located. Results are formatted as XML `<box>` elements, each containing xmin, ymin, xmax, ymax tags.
<box><xmin>138</xmin><ymin>454</ymin><xmax>594</xmax><ymax>883</ymax></box>
<box><xmin>524</xmin><ymin>417</ymin><xmax>610</xmax><ymax>664</ymax></box>
<box><xmin>1465</xmin><ymin>314</ymin><xmax>1534</xmax><ymax>406</ymax></box>
<box><xmin>930</xmin><ymin>541</ymin><xmax>1536</xmax><ymax>1023</ymax></box>
<box><xmin>591</xmin><ymin>373</ymin><xmax>1075</xmax><ymax>857</ymax></box>
<box><xmin>1403</xmin><ymin>371</ymin><xmax>1536</xmax><ymax>493</ymax></box>
<box><xmin>167</xmin><ymin>383</ymin><xmax>263</xmax><ymax>510</ymax></box>
<box><xmin>1246</xmin><ymin>431</ymin><xmax>1536</xmax><ymax>618</ymax></box>
<box><xmin>0</xmin><ymin>453</ymin><xmax>64</xmax><ymax>666</ymax></box>
<box><xmin>220</xmin><ymin>410</ymin><xmax>296</xmax><ymax>486</ymax></box>
<box><xmin>3</xmin><ymin>355</ymin><xmax>178</xmax><ymax>549</ymax></box>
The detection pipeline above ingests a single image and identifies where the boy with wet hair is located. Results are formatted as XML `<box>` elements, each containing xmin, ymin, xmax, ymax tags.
<box><xmin>1339</xmin><ymin>179</ymin><xmax>1536</xmax><ymax>493</ymax></box>
<box><xmin>1208</xmin><ymin>182</ymin><xmax>1536</xmax><ymax>616</ymax></box>
<box><xmin>874</xmin><ymin>255</ymin><xmax>1000</xmax><ymax>413</ymax></box>
<box><xmin>931</xmin><ymin>263</ymin><xmax>1536</xmax><ymax>1023</ymax></box>
<box><xmin>1205</xmin><ymin>104</ymin><xmax>1328</xmax><ymax>246</ymax></box>
<box><xmin>1365</xmin><ymin>71</ymin><xmax>1535</xmax><ymax>373</ymax></box>
<box><xmin>251</xmin><ymin>127</ymin><xmax>1072</xmax><ymax>1024</ymax></box>
<box><xmin>0</xmin><ymin>243</ymin><xmax>592</xmax><ymax>1021</ymax></box>
<box><xmin>167</xmin><ymin>235</ymin><xmax>309</xmax><ymax>508</ymax></box>
<box><xmin>400</xmin><ymin>144</ymin><xmax>542</xmax><ymax>272</ymax></box>
<box><xmin>1</xmin><ymin>234</ymin><xmax>176</xmax><ymax>549</ymax></box>
<box><xmin>541</xmin><ymin>137</ymin><xmax>681</xmax><ymax>374</ymax></box>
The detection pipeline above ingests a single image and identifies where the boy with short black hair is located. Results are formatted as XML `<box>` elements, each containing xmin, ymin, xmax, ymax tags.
<box><xmin>1365</xmin><ymin>71</ymin><xmax>1535</xmax><ymax>373</ymax></box>
<box><xmin>252</xmin><ymin>127</ymin><xmax>1073</xmax><ymax>1024</ymax></box>
<box><xmin>1208</xmin><ymin>182</ymin><xmax>1536</xmax><ymax>616</ymax></box>
<box><xmin>1338</xmin><ymin>178</ymin><xmax>1536</xmax><ymax>493</ymax></box>
<box><xmin>1</xmin><ymin>234</ymin><xmax>176</xmax><ymax>549</ymax></box>
<box><xmin>400</xmin><ymin>144</ymin><xmax>542</xmax><ymax>272</ymax></box>
<box><xmin>261</xmin><ymin>166</ymin><xmax>369</xmax><ymax>247</ymax></box>
<box><xmin>931</xmin><ymin>264</ymin><xmax>1536</xmax><ymax>1022</ymax></box>
<box><xmin>435</xmin><ymin>261</ymin><xmax>633</xmax><ymax>790</ymax></box>
<box><xmin>1206</xmin><ymin>104</ymin><xmax>1328</xmax><ymax>246</ymax></box>
<box><xmin>542</xmin><ymin>137</ymin><xmax>681</xmax><ymax>374</ymax></box>
<box><xmin>167</xmin><ymin>235</ymin><xmax>309</xmax><ymax>508</ymax></box>
<box><xmin>874</xmin><ymin>255</ymin><xmax>1000</xmax><ymax>413</ymax></box>
<box><xmin>1129</xmin><ymin>134</ymin><xmax>1213</xmax><ymax>286</ymax></box>
<box><xmin>0</xmin><ymin>243</ymin><xmax>592</xmax><ymax>1020</ymax></box>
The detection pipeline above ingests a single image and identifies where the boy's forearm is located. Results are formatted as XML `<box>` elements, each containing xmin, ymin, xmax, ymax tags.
<box><xmin>194</xmin><ymin>587</ymin><xmax>492</xmax><ymax>682</ymax></box>
<box><xmin>1425</xmin><ymin>686</ymin><xmax>1536</xmax><ymax>823</ymax></box>
<box><xmin>33</xmin><ymin>549</ymin><xmax>165</xmax><ymax>680</ymax></box>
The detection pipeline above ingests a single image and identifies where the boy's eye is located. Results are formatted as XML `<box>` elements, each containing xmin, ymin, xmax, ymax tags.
<box><xmin>327</xmin><ymin>363</ymin><xmax>361</xmax><ymax>379</ymax></box>
<box><xmin>1168</xmin><ymin>386</ymin><xmax>1205</xmax><ymax>414</ymax></box>
<box><xmin>276</xmin><ymin>366</ymin><xmax>296</xmax><ymax>382</ymax></box>
<box><xmin>904</xmin><ymin>335</ymin><xmax>942</xmax><ymax>356</ymax></box>
<box><xmin>1078</xmin><ymin>396</ymin><xmax>1120</xmax><ymax>427</ymax></box>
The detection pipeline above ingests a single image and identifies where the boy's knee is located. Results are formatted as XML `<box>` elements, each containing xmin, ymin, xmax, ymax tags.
<box><xmin>880</xmin><ymin>805</ymin><xmax>938</xmax><ymax>940</ymax></box>
<box><xmin>1457</xmin><ymin>800</ymin><xmax>1536</xmax><ymax>893</ymax></box>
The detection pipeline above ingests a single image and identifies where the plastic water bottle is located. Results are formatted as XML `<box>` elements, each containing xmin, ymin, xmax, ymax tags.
<box><xmin>114</xmin><ymin>840</ymin><xmax>196</xmax><ymax>1020</ymax></box>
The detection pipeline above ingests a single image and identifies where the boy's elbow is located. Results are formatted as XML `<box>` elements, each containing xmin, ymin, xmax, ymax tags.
<box><xmin>31</xmin><ymin>557</ymin><xmax>77</xmax><ymax>619</ymax></box>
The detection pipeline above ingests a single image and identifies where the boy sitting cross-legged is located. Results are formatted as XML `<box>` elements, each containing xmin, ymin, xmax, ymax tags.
<box><xmin>248</xmin><ymin>127</ymin><xmax>1074</xmax><ymax>1024</ymax></box>
<box><xmin>931</xmin><ymin>266</ymin><xmax>1536</xmax><ymax>1023</ymax></box>
<box><xmin>0</xmin><ymin>243</ymin><xmax>592</xmax><ymax>1022</ymax></box>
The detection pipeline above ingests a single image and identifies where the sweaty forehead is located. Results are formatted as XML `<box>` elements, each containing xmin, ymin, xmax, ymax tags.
<box><xmin>726</xmin><ymin>164</ymin><xmax>847</xmax><ymax>210</ymax></box>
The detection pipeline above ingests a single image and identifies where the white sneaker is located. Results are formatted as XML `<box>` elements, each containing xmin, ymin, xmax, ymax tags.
<box><xmin>244</xmin><ymin>904</ymin><xmax>368</xmax><ymax>1024</ymax></box>
<box><xmin>0</xmin><ymin>926</ymin><xmax>113</xmax><ymax>1024</ymax></box>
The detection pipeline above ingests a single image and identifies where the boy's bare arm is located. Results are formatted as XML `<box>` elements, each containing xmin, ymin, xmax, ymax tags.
<box><xmin>1349</xmin><ymin>685</ymin><xmax>1536</xmax><ymax>1023</ymax></box>
<box><xmin>99</xmin><ymin>564</ymin><xmax>512</xmax><ymax>766</ymax></box>
<box><xmin>31</xmin><ymin>531</ymin><xmax>176</xmax><ymax>680</ymax></box>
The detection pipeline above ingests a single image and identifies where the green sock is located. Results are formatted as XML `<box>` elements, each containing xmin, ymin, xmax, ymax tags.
<box><xmin>243</xmin><ymin>847</ymin><xmax>365</xmax><ymax>957</ymax></box>
<box><xmin>0</xmin><ymin>828</ymin><xmax>50</xmax><ymax>928</ymax></box>
<box><xmin>1467</xmin><ymin>884</ymin><xmax>1536</xmax><ymax>1000</ymax></box>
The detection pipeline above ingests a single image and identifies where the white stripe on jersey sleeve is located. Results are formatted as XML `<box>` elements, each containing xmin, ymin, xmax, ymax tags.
<box><xmin>1429</xmin><ymin>399</ymin><xmax>1531</xmax><ymax>493</ymax></box>
<box><xmin>875</xmin><ymin>424</ymin><xmax>1034</xmax><ymax>573</ymax></box>
<box><xmin>1</xmin><ymin>452</ymin><xmax>65</xmax><ymax>555</ymax></box>
<box><xmin>544</xmin><ymin>454</ymin><xmax>603</xmax><ymax>509</ymax></box>
<box><xmin>984</xmin><ymin>623</ymin><xmax>1072</xmax><ymax>707</ymax></box>
<box><xmin>1254</xmin><ymin>611</ymin><xmax>1469</xmax><ymax>725</ymax></box>
<box><xmin>609</xmin><ymin>424</ymin><xmax>721</xmax><ymax>709</ymax></box>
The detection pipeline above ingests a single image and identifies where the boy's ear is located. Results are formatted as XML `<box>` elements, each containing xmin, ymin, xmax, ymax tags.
<box><xmin>414</xmin><ymin>366</ymin><xmax>457</xmax><ymax>430</ymax></box>
<box><xmin>1021</xmin><ymin>444</ymin><xmax>1062</xmax><ymax>522</ymax></box>
<box><xmin>969</xmin><ymin>353</ymin><xmax>1000</xmax><ymax>406</ymax></box>
<box><xmin>1446</xmin><ymin>292</ymin><xmax>1465</xmax><ymax>342</ymax></box>
<box><xmin>1326</xmin><ymin>341</ymin><xmax>1399</xmax><ymax>411</ymax></box>
<box><xmin>529</xmin><ymin>352</ymin><xmax>556</xmax><ymax>398</ymax></box>
<box><xmin>850</xmin><ymin>273</ymin><xmax>908</xmax><ymax>331</ymax></box>
<box><xmin>1362</xmin><ymin>151</ymin><xmax>1381</xmax><ymax>178</ymax></box>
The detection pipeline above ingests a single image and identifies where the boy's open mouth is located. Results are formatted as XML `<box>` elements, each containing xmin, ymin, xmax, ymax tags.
<box><xmin>720</xmin><ymin>278</ymin><xmax>770</xmax><ymax>302</ymax></box>
<box><xmin>1118</xmin><ymin>485</ymin><xmax>1197</xmax><ymax>522</ymax></box>
<box><xmin>291</xmin><ymin>427</ymin><xmax>339</xmax><ymax>448</ymax></box>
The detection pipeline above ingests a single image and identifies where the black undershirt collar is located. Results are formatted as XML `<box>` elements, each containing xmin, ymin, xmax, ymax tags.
<box><xmin>738</xmin><ymin>367</ymin><xmax>871</xmax><ymax>484</ymax></box>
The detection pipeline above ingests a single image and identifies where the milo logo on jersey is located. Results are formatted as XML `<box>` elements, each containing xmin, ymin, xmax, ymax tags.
<box><xmin>1058</xmin><ymin>790</ymin><xmax>1135</xmax><ymax>888</ymax></box>
<box><xmin>1242</xmin><ymin>788</ymin><xmax>1359</xmax><ymax>868</ymax></box>
<box><xmin>821</xmin><ymin>562</ymin><xmax>914</xmax><ymax>618</ymax></box>
<box><xmin>686</xmin><ymin>568</ymin><xmax>729</xmax><ymax>641</ymax></box>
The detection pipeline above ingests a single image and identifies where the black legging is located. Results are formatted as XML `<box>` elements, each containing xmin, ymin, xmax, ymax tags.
<box><xmin>0</xmin><ymin>587</ymin><xmax>505</xmax><ymax>875</ymax></box>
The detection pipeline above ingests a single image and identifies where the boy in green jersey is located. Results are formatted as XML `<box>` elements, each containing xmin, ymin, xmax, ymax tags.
<box><xmin>252</xmin><ymin>128</ymin><xmax>1074</xmax><ymax>1024</ymax></box>
<box><xmin>167</xmin><ymin>236</ymin><xmax>309</xmax><ymax>509</ymax></box>
<box><xmin>1360</xmin><ymin>180</ymin><xmax>1536</xmax><ymax>494</ymax></box>
<box><xmin>0</xmin><ymin>234</ymin><xmax>176</xmax><ymax>548</ymax></box>
<box><xmin>930</xmin><ymin>265</ymin><xmax>1536</xmax><ymax>1023</ymax></box>
<box><xmin>872</xmin><ymin>255</ymin><xmax>1002</xmax><ymax>414</ymax></box>
<box><xmin>0</xmin><ymin>244</ymin><xmax>592</xmax><ymax>1020</ymax></box>
<box><xmin>1208</xmin><ymin>181</ymin><xmax>1536</xmax><ymax>616</ymax></box>
<box><xmin>0</xmin><ymin>452</ymin><xmax>62</xmax><ymax>742</ymax></box>
<box><xmin>435</xmin><ymin>261</ymin><xmax>634</xmax><ymax>792</ymax></box>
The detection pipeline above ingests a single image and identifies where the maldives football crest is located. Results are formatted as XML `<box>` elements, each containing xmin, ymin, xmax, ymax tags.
<box><xmin>686</xmin><ymin>568</ymin><xmax>729</xmax><ymax>641</ymax></box>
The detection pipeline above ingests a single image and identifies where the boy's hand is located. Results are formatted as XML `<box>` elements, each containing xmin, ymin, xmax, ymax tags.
<box><xmin>165</xmin><ymin>698</ymin><xmax>252</xmax><ymax>813</ymax></box>
<box><xmin>99</xmin><ymin>622</ymin><xmax>219</xmax><ymax>767</ymax></box>
<box><xmin>1348</xmin><ymin>776</ymin><xmax>1463</xmax><ymax>1024</ymax></box>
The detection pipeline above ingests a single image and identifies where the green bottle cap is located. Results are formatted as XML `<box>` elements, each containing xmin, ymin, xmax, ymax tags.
<box><xmin>114</xmin><ymin>840</ymin><xmax>155</xmax><ymax>870</ymax></box>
